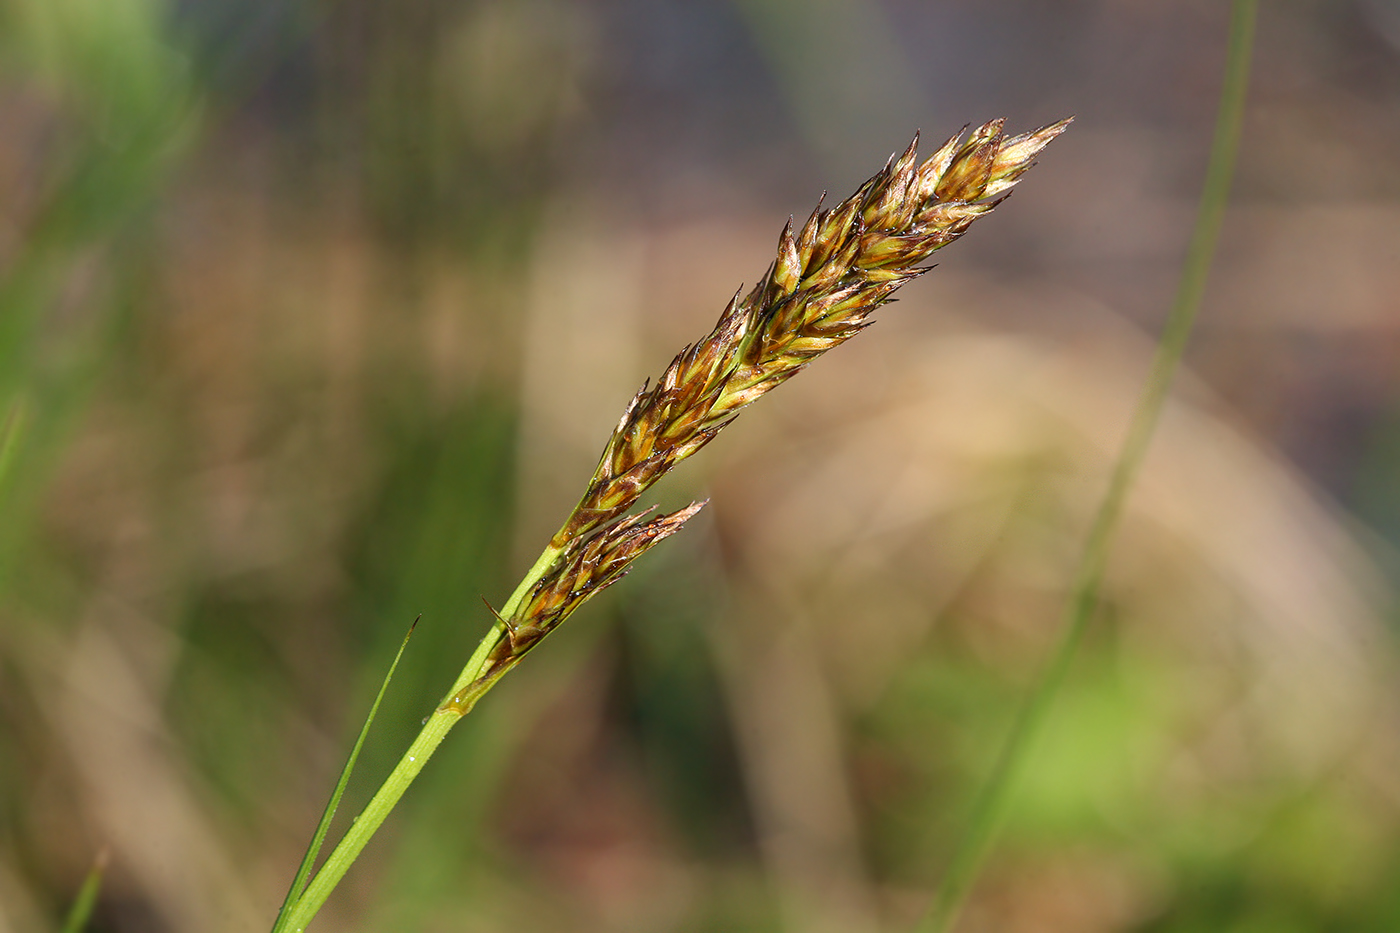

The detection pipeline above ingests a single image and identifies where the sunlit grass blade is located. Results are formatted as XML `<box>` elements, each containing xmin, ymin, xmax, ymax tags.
<box><xmin>0</xmin><ymin>400</ymin><xmax>25</xmax><ymax>499</ymax></box>
<box><xmin>916</xmin><ymin>2</ymin><xmax>1258</xmax><ymax>931</ymax></box>
<box><xmin>58</xmin><ymin>849</ymin><xmax>108</xmax><ymax>933</ymax></box>
<box><xmin>272</xmin><ymin>616</ymin><xmax>421</xmax><ymax>931</ymax></box>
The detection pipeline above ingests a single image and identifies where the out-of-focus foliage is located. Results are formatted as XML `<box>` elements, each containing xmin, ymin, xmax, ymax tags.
<box><xmin>1</xmin><ymin>2</ymin><xmax>1399</xmax><ymax>932</ymax></box>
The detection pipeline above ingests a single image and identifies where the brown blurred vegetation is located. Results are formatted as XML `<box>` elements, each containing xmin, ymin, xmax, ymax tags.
<box><xmin>2</xmin><ymin>1</ymin><xmax>1400</xmax><ymax>931</ymax></box>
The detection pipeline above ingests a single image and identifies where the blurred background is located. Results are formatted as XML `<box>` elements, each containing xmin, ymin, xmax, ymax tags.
<box><xmin>2</xmin><ymin>0</ymin><xmax>1400</xmax><ymax>930</ymax></box>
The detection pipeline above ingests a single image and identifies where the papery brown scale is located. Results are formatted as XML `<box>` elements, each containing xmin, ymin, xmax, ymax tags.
<box><xmin>985</xmin><ymin>119</ymin><xmax>1070</xmax><ymax>196</ymax></box>
<box><xmin>655</xmin><ymin>379</ymin><xmax>690</xmax><ymax>413</ymax></box>
<box><xmin>916</xmin><ymin>200</ymin><xmax>993</xmax><ymax>229</ymax></box>
<box><xmin>860</xmin><ymin>180</ymin><xmax>898</xmax><ymax>230</ymax></box>
<box><xmin>673</xmin><ymin>358</ymin><xmax>713</xmax><ymax>404</ymax></box>
<box><xmin>659</xmin><ymin>351</ymin><xmax>691</xmax><ymax>394</ymax></box>
<box><xmin>774</xmin><ymin>220</ymin><xmax>802</xmax><ymax>294</ymax></box>
<box><xmin>783</xmin><ymin>334</ymin><xmax>845</xmax><ymax>357</ymax></box>
<box><xmin>712</xmin><ymin>379</ymin><xmax>772</xmax><ymax>414</ymax></box>
<box><xmin>856</xmin><ymin>175</ymin><xmax>892</xmax><ymax>227</ymax></box>
<box><xmin>913</xmin><ymin>126</ymin><xmax>969</xmax><ymax>202</ymax></box>
<box><xmin>803</xmin><ymin>241</ymin><xmax>859</xmax><ymax>292</ymax></box>
<box><xmin>881</xmin><ymin>268</ymin><xmax>929</xmax><ymax>291</ymax></box>
<box><xmin>938</xmin><ymin>121</ymin><xmax>1004</xmax><ymax>195</ymax></box>
<box><xmin>713</xmin><ymin>290</ymin><xmax>745</xmax><ymax>331</ymax></box>
<box><xmin>853</xmin><ymin>160</ymin><xmax>889</xmax><ymax>201</ymax></box>
<box><xmin>861</xmin><ymin>266</ymin><xmax>919</xmax><ymax>284</ymax></box>
<box><xmin>864</xmin><ymin>137</ymin><xmax>920</xmax><ymax>229</ymax></box>
<box><xmin>831</xmin><ymin>235</ymin><xmax>867</xmax><ymax>279</ymax></box>
<box><xmin>891</xmin><ymin>133</ymin><xmax>921</xmax><ymax>182</ymax></box>
<box><xmin>608</xmin><ymin>430</ymin><xmax>641</xmax><ymax>475</ymax></box>
<box><xmin>822</xmin><ymin>198</ymin><xmax>860</xmax><ymax>244</ymax></box>
<box><xmin>937</xmin><ymin>141</ymin><xmax>998</xmax><ymax>202</ymax></box>
<box><xmin>944</xmin><ymin>195</ymin><xmax>1008</xmax><ymax>237</ymax></box>
<box><xmin>552</xmin><ymin>507</ymin><xmax>610</xmax><ymax>547</ymax></box>
<box><xmin>660</xmin><ymin>409</ymin><xmax>709</xmax><ymax>447</ymax></box>
<box><xmin>672</xmin><ymin>341</ymin><xmax>701</xmax><ymax>378</ymax></box>
<box><xmin>882</xmin><ymin>180</ymin><xmax>921</xmax><ymax>232</ymax></box>
<box><xmin>795</xmin><ymin>204</ymin><xmax>823</xmax><ymax>272</ymax></box>
<box><xmin>687</xmin><ymin>339</ymin><xmax>719</xmax><ymax>379</ymax></box>
<box><xmin>620</xmin><ymin>455</ymin><xmax>669</xmax><ymax>490</ymax></box>
<box><xmin>967</xmin><ymin>117</ymin><xmax>1006</xmax><ymax>150</ymax></box>
<box><xmin>611</xmin><ymin>386</ymin><xmax>645</xmax><ymax>436</ymax></box>
<box><xmin>680</xmin><ymin>342</ymin><xmax>718</xmax><ymax>386</ymax></box>
<box><xmin>681</xmin><ymin>341</ymin><xmax>714</xmax><ymax>382</ymax></box>
<box><xmin>670</xmin><ymin>422</ymin><xmax>728</xmax><ymax>461</ymax></box>
<box><xmin>800</xmin><ymin>301</ymin><xmax>876</xmax><ymax>338</ymax></box>
<box><xmin>686</xmin><ymin>380</ymin><xmax>731</xmax><ymax>425</ymax></box>
<box><xmin>812</xmin><ymin>198</ymin><xmax>861</xmax><ymax>266</ymax></box>
<box><xmin>617</xmin><ymin>400</ymin><xmax>649</xmax><ymax>447</ymax></box>
<box><xmin>737</xmin><ymin>342</ymin><xmax>776</xmax><ymax>386</ymax></box>
<box><xmin>740</xmin><ymin>286</ymin><xmax>767</xmax><ymax>319</ymax></box>
<box><xmin>910</xmin><ymin>230</ymin><xmax>957</xmax><ymax>253</ymax></box>
<box><xmin>855</xmin><ymin>232</ymin><xmax>914</xmax><ymax>268</ymax></box>
<box><xmin>800</xmin><ymin>314</ymin><xmax>862</xmax><ymax>339</ymax></box>
<box><xmin>804</xmin><ymin>210</ymin><xmax>839</xmax><ymax>269</ymax></box>
<box><xmin>615</xmin><ymin>402</ymin><xmax>651</xmax><ymax>449</ymax></box>
<box><xmin>802</xmin><ymin>283</ymin><xmax>864</xmax><ymax>322</ymax></box>
<box><xmin>705</xmin><ymin>308</ymin><xmax>749</xmax><ymax>367</ymax></box>
<box><xmin>982</xmin><ymin>163</ymin><xmax>1035</xmax><ymax>200</ymax></box>
<box><xmin>867</xmin><ymin>236</ymin><xmax>939</xmax><ymax>269</ymax></box>
<box><xmin>762</xmin><ymin>295</ymin><xmax>808</xmax><ymax>342</ymax></box>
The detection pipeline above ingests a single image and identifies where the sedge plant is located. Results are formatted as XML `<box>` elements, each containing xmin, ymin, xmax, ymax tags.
<box><xmin>272</xmin><ymin>115</ymin><xmax>1071</xmax><ymax>932</ymax></box>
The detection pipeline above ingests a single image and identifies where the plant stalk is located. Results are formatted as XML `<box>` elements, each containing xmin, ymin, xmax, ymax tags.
<box><xmin>272</xmin><ymin>545</ymin><xmax>562</xmax><ymax>932</ymax></box>
<box><xmin>917</xmin><ymin>2</ymin><xmax>1257</xmax><ymax>930</ymax></box>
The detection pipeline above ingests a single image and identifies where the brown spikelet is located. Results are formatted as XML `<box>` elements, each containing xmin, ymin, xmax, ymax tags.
<box><xmin>551</xmin><ymin>116</ymin><xmax>1071</xmax><ymax>549</ymax></box>
<box><xmin>479</xmin><ymin>501</ymin><xmax>706</xmax><ymax>678</ymax></box>
<box><xmin>465</xmin><ymin>116</ymin><xmax>1068</xmax><ymax>694</ymax></box>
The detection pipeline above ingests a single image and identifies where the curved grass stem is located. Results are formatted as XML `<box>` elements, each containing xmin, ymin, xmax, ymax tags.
<box><xmin>271</xmin><ymin>546</ymin><xmax>562</xmax><ymax>933</ymax></box>
<box><xmin>916</xmin><ymin>2</ymin><xmax>1257</xmax><ymax>930</ymax></box>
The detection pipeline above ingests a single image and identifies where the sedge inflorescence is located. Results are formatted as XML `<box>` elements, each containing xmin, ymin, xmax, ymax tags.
<box><xmin>463</xmin><ymin>116</ymin><xmax>1069</xmax><ymax>698</ymax></box>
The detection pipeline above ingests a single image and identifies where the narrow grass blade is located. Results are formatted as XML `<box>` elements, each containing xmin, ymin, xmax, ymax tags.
<box><xmin>58</xmin><ymin>849</ymin><xmax>108</xmax><ymax>933</ymax></box>
<box><xmin>0</xmin><ymin>400</ymin><xmax>25</xmax><ymax>497</ymax></box>
<box><xmin>917</xmin><ymin>2</ymin><xmax>1258</xmax><ymax>931</ymax></box>
<box><xmin>272</xmin><ymin>616</ymin><xmax>421</xmax><ymax>931</ymax></box>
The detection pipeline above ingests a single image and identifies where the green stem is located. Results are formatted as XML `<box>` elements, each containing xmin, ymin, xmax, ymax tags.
<box><xmin>58</xmin><ymin>850</ymin><xmax>108</xmax><ymax>933</ymax></box>
<box><xmin>0</xmin><ymin>399</ymin><xmax>26</xmax><ymax>496</ymax></box>
<box><xmin>917</xmin><ymin>2</ymin><xmax>1257</xmax><ymax>931</ymax></box>
<box><xmin>273</xmin><ymin>544</ymin><xmax>564</xmax><ymax>932</ymax></box>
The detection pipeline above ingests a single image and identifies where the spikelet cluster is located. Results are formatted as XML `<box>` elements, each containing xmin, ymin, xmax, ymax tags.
<box><xmin>551</xmin><ymin>117</ymin><xmax>1069</xmax><ymax>548</ymax></box>
<box><xmin>479</xmin><ymin>117</ymin><xmax>1069</xmax><ymax>684</ymax></box>
<box><xmin>480</xmin><ymin>502</ymin><xmax>704</xmax><ymax>677</ymax></box>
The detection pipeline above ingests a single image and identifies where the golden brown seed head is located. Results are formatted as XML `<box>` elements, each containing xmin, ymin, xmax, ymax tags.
<box><xmin>550</xmin><ymin>116</ymin><xmax>1070</xmax><ymax>550</ymax></box>
<box><xmin>474</xmin><ymin>116</ymin><xmax>1069</xmax><ymax>688</ymax></box>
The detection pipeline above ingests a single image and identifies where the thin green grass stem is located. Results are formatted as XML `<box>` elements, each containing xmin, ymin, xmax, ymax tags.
<box><xmin>58</xmin><ymin>850</ymin><xmax>107</xmax><ymax>933</ymax></box>
<box><xmin>0</xmin><ymin>400</ymin><xmax>26</xmax><ymax>497</ymax></box>
<box><xmin>272</xmin><ymin>618</ymin><xmax>421</xmax><ymax>931</ymax></box>
<box><xmin>273</xmin><ymin>544</ymin><xmax>563</xmax><ymax>932</ymax></box>
<box><xmin>916</xmin><ymin>2</ymin><xmax>1257</xmax><ymax>931</ymax></box>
